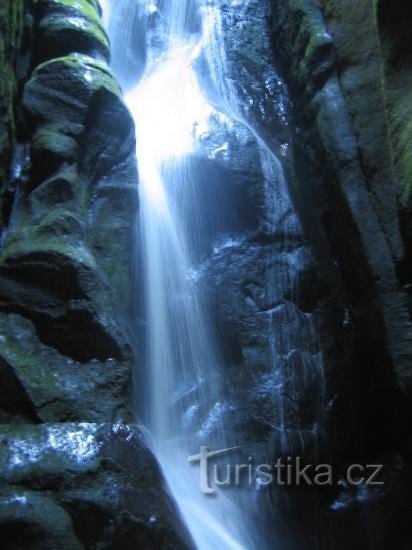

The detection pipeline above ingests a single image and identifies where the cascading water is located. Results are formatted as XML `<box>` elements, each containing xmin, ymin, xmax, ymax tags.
<box><xmin>102</xmin><ymin>1</ymin><xmax>263</xmax><ymax>548</ymax></box>
<box><xmin>102</xmin><ymin>1</ymin><xmax>324</xmax><ymax>548</ymax></box>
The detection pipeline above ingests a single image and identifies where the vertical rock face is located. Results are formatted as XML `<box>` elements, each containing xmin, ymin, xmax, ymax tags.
<box><xmin>1</xmin><ymin>0</ymin><xmax>137</xmax><ymax>416</ymax></box>
<box><xmin>0</xmin><ymin>0</ymin><xmax>26</xmax><ymax>229</ymax></box>
<box><xmin>266</xmin><ymin>0</ymin><xmax>412</xmax><ymax>548</ymax></box>
<box><xmin>173</xmin><ymin>0</ymin><xmax>411</xmax><ymax>548</ymax></box>
<box><xmin>193</xmin><ymin>0</ymin><xmax>331</xmax><ymax>461</ymax></box>
<box><xmin>271</xmin><ymin>0</ymin><xmax>412</xmax><ymax>393</ymax></box>
<box><xmin>0</xmin><ymin>1</ymin><xmax>191</xmax><ymax>547</ymax></box>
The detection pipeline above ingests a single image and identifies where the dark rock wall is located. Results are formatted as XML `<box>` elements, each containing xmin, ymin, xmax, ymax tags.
<box><xmin>267</xmin><ymin>0</ymin><xmax>412</xmax><ymax>548</ymax></box>
<box><xmin>0</xmin><ymin>0</ymin><xmax>137</xmax><ymax>420</ymax></box>
<box><xmin>191</xmin><ymin>1</ymin><xmax>412</xmax><ymax>548</ymax></box>
<box><xmin>0</xmin><ymin>1</ymin><xmax>190</xmax><ymax>548</ymax></box>
<box><xmin>271</xmin><ymin>0</ymin><xmax>412</xmax><ymax>396</ymax></box>
<box><xmin>195</xmin><ymin>0</ymin><xmax>331</xmax><ymax>462</ymax></box>
<box><xmin>0</xmin><ymin>0</ymin><xmax>26</xmax><ymax>229</ymax></box>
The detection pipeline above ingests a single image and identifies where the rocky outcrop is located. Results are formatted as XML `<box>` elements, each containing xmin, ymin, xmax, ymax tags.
<box><xmin>0</xmin><ymin>423</ymin><xmax>191</xmax><ymax>549</ymax></box>
<box><xmin>1</xmin><ymin>50</ymin><xmax>137</xmax><ymax>363</ymax></box>
<box><xmin>0</xmin><ymin>314</ymin><xmax>131</xmax><ymax>424</ymax></box>
<box><xmin>270</xmin><ymin>0</ymin><xmax>412</xmax><ymax>395</ymax></box>
<box><xmin>1</xmin><ymin>0</ymin><xmax>411</xmax><ymax>548</ymax></box>
<box><xmin>0</xmin><ymin>0</ymin><xmax>137</xmax><ymax>416</ymax></box>
<box><xmin>182</xmin><ymin>0</ymin><xmax>326</xmax><ymax>460</ymax></box>
<box><xmin>183</xmin><ymin>1</ymin><xmax>412</xmax><ymax>548</ymax></box>
<box><xmin>0</xmin><ymin>0</ymin><xmax>190</xmax><ymax>547</ymax></box>
<box><xmin>266</xmin><ymin>0</ymin><xmax>412</xmax><ymax>548</ymax></box>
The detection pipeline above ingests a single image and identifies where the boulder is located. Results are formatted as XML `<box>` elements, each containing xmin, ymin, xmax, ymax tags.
<box><xmin>0</xmin><ymin>423</ymin><xmax>193</xmax><ymax>549</ymax></box>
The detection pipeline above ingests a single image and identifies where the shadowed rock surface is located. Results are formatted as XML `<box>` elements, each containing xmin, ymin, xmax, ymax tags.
<box><xmin>0</xmin><ymin>0</ymin><xmax>192</xmax><ymax>547</ymax></box>
<box><xmin>172</xmin><ymin>1</ymin><xmax>412</xmax><ymax>548</ymax></box>
<box><xmin>0</xmin><ymin>423</ymin><xmax>192</xmax><ymax>549</ymax></box>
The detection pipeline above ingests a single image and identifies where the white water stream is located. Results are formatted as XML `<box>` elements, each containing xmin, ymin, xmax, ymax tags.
<box><xmin>102</xmin><ymin>1</ymin><xmax>263</xmax><ymax>548</ymax></box>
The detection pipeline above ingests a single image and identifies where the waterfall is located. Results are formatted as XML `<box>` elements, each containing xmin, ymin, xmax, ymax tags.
<box><xmin>101</xmin><ymin>1</ymin><xmax>326</xmax><ymax>547</ymax></box>
<box><xmin>102</xmin><ymin>1</ymin><xmax>264</xmax><ymax>548</ymax></box>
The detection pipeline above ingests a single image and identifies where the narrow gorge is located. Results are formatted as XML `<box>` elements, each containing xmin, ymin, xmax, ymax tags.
<box><xmin>0</xmin><ymin>1</ymin><xmax>411</xmax><ymax>549</ymax></box>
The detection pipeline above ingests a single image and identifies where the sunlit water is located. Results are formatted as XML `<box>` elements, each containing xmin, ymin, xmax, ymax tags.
<box><xmin>102</xmin><ymin>1</ymin><xmax>263</xmax><ymax>548</ymax></box>
<box><xmin>100</xmin><ymin>0</ymin><xmax>329</xmax><ymax>547</ymax></box>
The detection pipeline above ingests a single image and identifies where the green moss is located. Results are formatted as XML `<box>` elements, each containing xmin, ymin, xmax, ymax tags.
<box><xmin>33</xmin><ymin>53</ymin><xmax>121</xmax><ymax>97</ymax></box>
<box><xmin>1</xmin><ymin>340</ymin><xmax>57</xmax><ymax>395</ymax></box>
<box><xmin>32</xmin><ymin>126</ymin><xmax>78</xmax><ymax>158</ymax></box>
<box><xmin>373</xmin><ymin>0</ymin><xmax>412</xmax><ymax>205</ymax></box>
<box><xmin>386</xmin><ymin>79</ymin><xmax>412</xmax><ymax>204</ymax></box>
<box><xmin>40</xmin><ymin>12</ymin><xmax>109</xmax><ymax>52</ymax></box>
<box><xmin>1</xmin><ymin>237</ymin><xmax>97</xmax><ymax>271</ymax></box>
<box><xmin>36</xmin><ymin>207</ymin><xmax>83</xmax><ymax>236</ymax></box>
<box><xmin>41</xmin><ymin>0</ymin><xmax>102</xmax><ymax>25</ymax></box>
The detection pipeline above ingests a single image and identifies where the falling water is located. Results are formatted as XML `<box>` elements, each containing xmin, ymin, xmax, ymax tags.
<box><xmin>102</xmin><ymin>1</ymin><xmax>265</xmax><ymax>548</ymax></box>
<box><xmin>101</xmin><ymin>0</ymin><xmax>325</xmax><ymax>546</ymax></box>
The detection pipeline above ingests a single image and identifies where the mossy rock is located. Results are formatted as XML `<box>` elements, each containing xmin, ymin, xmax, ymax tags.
<box><xmin>29</xmin><ymin>168</ymin><xmax>78</xmax><ymax>209</ymax></box>
<box><xmin>36</xmin><ymin>207</ymin><xmax>84</xmax><ymax>236</ymax></box>
<box><xmin>38</xmin><ymin>0</ymin><xmax>103</xmax><ymax>25</ymax></box>
<box><xmin>0</xmin><ymin>248</ymin><xmax>130</xmax><ymax>363</ymax></box>
<box><xmin>32</xmin><ymin>126</ymin><xmax>78</xmax><ymax>159</ymax></box>
<box><xmin>0</xmin><ymin>313</ymin><xmax>132</xmax><ymax>422</ymax></box>
<box><xmin>23</xmin><ymin>53</ymin><xmax>123</xmax><ymax>192</ymax></box>
<box><xmin>382</xmin><ymin>70</ymin><xmax>412</xmax><ymax>206</ymax></box>
<box><xmin>0</xmin><ymin>236</ymin><xmax>96</xmax><ymax>271</ymax></box>
<box><xmin>23</xmin><ymin>53</ymin><xmax>121</xmax><ymax>129</ymax></box>
<box><xmin>0</xmin><ymin>423</ymin><xmax>193</xmax><ymax>548</ymax></box>
<box><xmin>36</xmin><ymin>0</ymin><xmax>110</xmax><ymax>63</ymax></box>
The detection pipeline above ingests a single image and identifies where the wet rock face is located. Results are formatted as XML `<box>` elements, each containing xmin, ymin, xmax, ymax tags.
<box><xmin>0</xmin><ymin>0</ymin><xmax>190</xmax><ymax>547</ymax></box>
<box><xmin>0</xmin><ymin>0</ymin><xmax>410</xmax><ymax>548</ymax></box>
<box><xmin>270</xmin><ymin>0</ymin><xmax>412</xmax><ymax>394</ymax></box>
<box><xmin>34</xmin><ymin>0</ymin><xmax>110</xmax><ymax>65</ymax></box>
<box><xmin>172</xmin><ymin>0</ymin><xmax>412</xmax><ymax>548</ymax></box>
<box><xmin>0</xmin><ymin>314</ymin><xmax>131</xmax><ymax>424</ymax></box>
<box><xmin>185</xmin><ymin>0</ymin><xmax>333</xmax><ymax>468</ymax></box>
<box><xmin>265</xmin><ymin>0</ymin><xmax>412</xmax><ymax>548</ymax></box>
<box><xmin>219</xmin><ymin>0</ymin><xmax>291</xmax><ymax>148</ymax></box>
<box><xmin>0</xmin><ymin>0</ymin><xmax>138</xmax><ymax>401</ymax></box>
<box><xmin>197</xmin><ymin>0</ymin><xmax>291</xmax><ymax>156</ymax></box>
<box><xmin>0</xmin><ymin>424</ymin><xmax>193</xmax><ymax>549</ymax></box>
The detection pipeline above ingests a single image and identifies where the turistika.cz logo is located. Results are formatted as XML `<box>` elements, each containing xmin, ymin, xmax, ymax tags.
<box><xmin>188</xmin><ymin>446</ymin><xmax>384</xmax><ymax>494</ymax></box>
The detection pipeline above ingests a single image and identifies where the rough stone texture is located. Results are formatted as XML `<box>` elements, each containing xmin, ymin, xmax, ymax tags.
<box><xmin>1</xmin><ymin>0</ymin><xmax>411</xmax><ymax>548</ymax></box>
<box><xmin>267</xmin><ymin>0</ymin><xmax>412</xmax><ymax>548</ymax></box>
<box><xmin>0</xmin><ymin>423</ymin><xmax>192</xmax><ymax>549</ymax></box>
<box><xmin>0</xmin><ymin>0</ymin><xmax>137</xmax><ymax>386</ymax></box>
<box><xmin>0</xmin><ymin>50</ymin><xmax>138</xmax><ymax>364</ymax></box>
<box><xmin>34</xmin><ymin>0</ymin><xmax>110</xmax><ymax>65</ymax></box>
<box><xmin>0</xmin><ymin>0</ymin><xmax>190</xmax><ymax>547</ymax></box>
<box><xmin>158</xmin><ymin>1</ymin><xmax>412</xmax><ymax>548</ymax></box>
<box><xmin>0</xmin><ymin>313</ymin><xmax>131</xmax><ymax>424</ymax></box>
<box><xmin>270</xmin><ymin>0</ymin><xmax>412</xmax><ymax>393</ymax></box>
<box><xmin>0</xmin><ymin>0</ymin><xmax>27</xmax><ymax>229</ymax></box>
<box><xmin>199</xmin><ymin>0</ymin><xmax>291</xmax><ymax>156</ymax></box>
<box><xmin>375</xmin><ymin>0</ymin><xmax>412</xmax><ymax>315</ymax></box>
<box><xmin>179</xmin><ymin>0</ymin><xmax>336</xmax><ymax>500</ymax></box>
